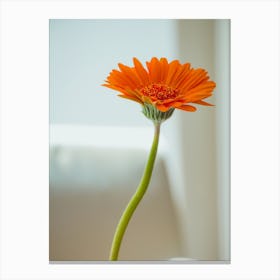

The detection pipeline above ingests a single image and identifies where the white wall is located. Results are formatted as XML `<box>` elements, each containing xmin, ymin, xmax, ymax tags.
<box><xmin>49</xmin><ymin>19</ymin><xmax>177</xmax><ymax>126</ymax></box>
<box><xmin>171</xmin><ymin>20</ymin><xmax>218</xmax><ymax>260</ymax></box>
<box><xmin>215</xmin><ymin>19</ymin><xmax>231</xmax><ymax>261</ymax></box>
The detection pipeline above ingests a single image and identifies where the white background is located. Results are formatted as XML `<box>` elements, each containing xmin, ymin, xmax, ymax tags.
<box><xmin>49</xmin><ymin>19</ymin><xmax>227</xmax><ymax>261</ymax></box>
<box><xmin>0</xmin><ymin>0</ymin><xmax>279</xmax><ymax>279</ymax></box>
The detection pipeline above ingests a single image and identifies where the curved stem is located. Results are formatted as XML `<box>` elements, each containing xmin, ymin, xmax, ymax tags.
<box><xmin>109</xmin><ymin>123</ymin><xmax>161</xmax><ymax>261</ymax></box>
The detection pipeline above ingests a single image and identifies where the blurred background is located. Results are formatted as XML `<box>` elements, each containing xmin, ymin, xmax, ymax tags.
<box><xmin>49</xmin><ymin>19</ymin><xmax>230</xmax><ymax>261</ymax></box>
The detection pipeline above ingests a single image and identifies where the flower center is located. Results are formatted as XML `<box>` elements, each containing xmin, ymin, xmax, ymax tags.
<box><xmin>140</xmin><ymin>83</ymin><xmax>179</xmax><ymax>100</ymax></box>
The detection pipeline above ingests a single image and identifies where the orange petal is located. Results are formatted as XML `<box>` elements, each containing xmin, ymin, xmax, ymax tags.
<box><xmin>141</xmin><ymin>95</ymin><xmax>153</xmax><ymax>104</ymax></box>
<box><xmin>185</xmin><ymin>81</ymin><xmax>216</xmax><ymax>97</ymax></box>
<box><xmin>118</xmin><ymin>94</ymin><xmax>143</xmax><ymax>104</ymax></box>
<box><xmin>192</xmin><ymin>100</ymin><xmax>214</xmax><ymax>106</ymax></box>
<box><xmin>103</xmin><ymin>83</ymin><xmax>140</xmax><ymax>99</ymax></box>
<box><xmin>181</xmin><ymin>69</ymin><xmax>208</xmax><ymax>91</ymax></box>
<box><xmin>159</xmin><ymin>58</ymin><xmax>169</xmax><ymax>82</ymax></box>
<box><xmin>156</xmin><ymin>103</ymin><xmax>170</xmax><ymax>112</ymax></box>
<box><xmin>176</xmin><ymin>104</ymin><xmax>197</xmax><ymax>112</ymax></box>
<box><xmin>173</xmin><ymin>63</ymin><xmax>191</xmax><ymax>88</ymax></box>
<box><xmin>169</xmin><ymin>63</ymin><xmax>187</xmax><ymax>87</ymax></box>
<box><xmin>165</xmin><ymin>60</ymin><xmax>180</xmax><ymax>85</ymax></box>
<box><xmin>146</xmin><ymin>57</ymin><xmax>161</xmax><ymax>83</ymax></box>
<box><xmin>163</xmin><ymin>101</ymin><xmax>184</xmax><ymax>108</ymax></box>
<box><xmin>133</xmin><ymin>57</ymin><xmax>149</xmax><ymax>85</ymax></box>
<box><xmin>118</xmin><ymin>63</ymin><xmax>141</xmax><ymax>88</ymax></box>
<box><xmin>102</xmin><ymin>84</ymin><xmax>129</xmax><ymax>95</ymax></box>
<box><xmin>107</xmin><ymin>69</ymin><xmax>135</xmax><ymax>90</ymax></box>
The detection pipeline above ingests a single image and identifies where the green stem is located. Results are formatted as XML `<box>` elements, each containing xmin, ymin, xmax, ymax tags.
<box><xmin>109</xmin><ymin>123</ymin><xmax>161</xmax><ymax>261</ymax></box>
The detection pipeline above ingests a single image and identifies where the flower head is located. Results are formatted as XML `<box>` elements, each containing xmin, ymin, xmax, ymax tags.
<box><xmin>103</xmin><ymin>57</ymin><xmax>216</xmax><ymax>122</ymax></box>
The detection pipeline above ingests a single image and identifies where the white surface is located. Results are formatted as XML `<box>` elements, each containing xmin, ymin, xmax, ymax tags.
<box><xmin>49</xmin><ymin>124</ymin><xmax>184</xmax><ymax>260</ymax></box>
<box><xmin>50</xmin><ymin>146</ymin><xmax>182</xmax><ymax>261</ymax></box>
<box><xmin>50</xmin><ymin>124</ymin><xmax>168</xmax><ymax>150</ymax></box>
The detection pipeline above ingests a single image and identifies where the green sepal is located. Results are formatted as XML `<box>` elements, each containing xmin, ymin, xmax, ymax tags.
<box><xmin>142</xmin><ymin>103</ymin><xmax>175</xmax><ymax>124</ymax></box>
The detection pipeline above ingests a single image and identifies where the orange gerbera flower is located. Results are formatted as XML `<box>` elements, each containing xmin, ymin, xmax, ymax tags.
<box><xmin>103</xmin><ymin>57</ymin><xmax>216</xmax><ymax>113</ymax></box>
